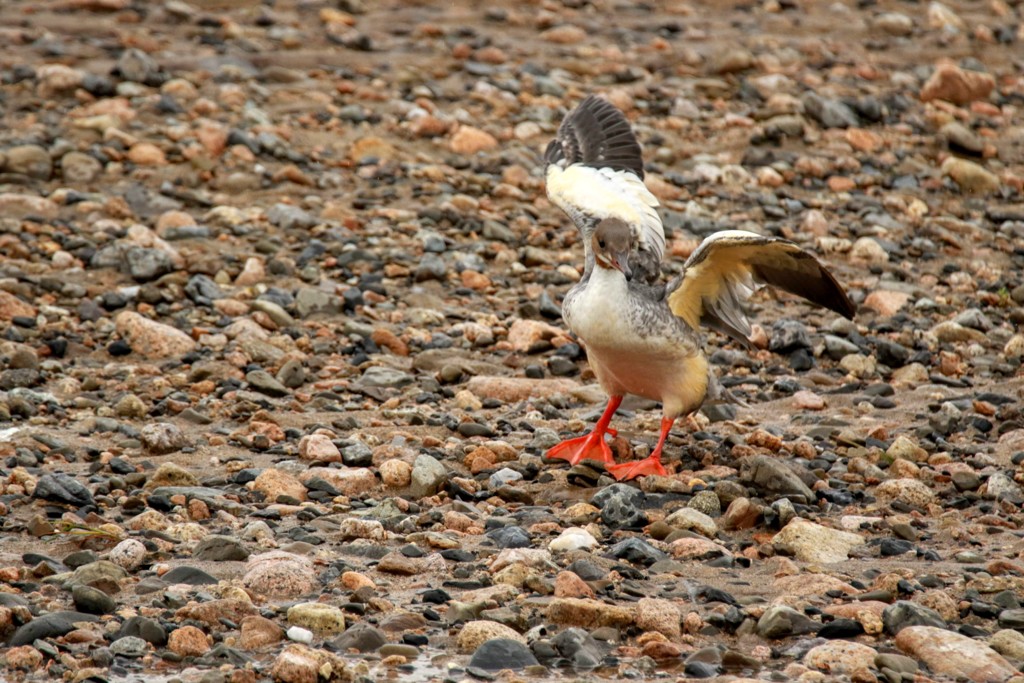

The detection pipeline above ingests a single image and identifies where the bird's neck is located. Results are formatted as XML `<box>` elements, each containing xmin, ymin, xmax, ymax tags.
<box><xmin>589</xmin><ymin>262</ymin><xmax>628</xmax><ymax>292</ymax></box>
<box><xmin>581</xmin><ymin>241</ymin><xmax>596</xmax><ymax>278</ymax></box>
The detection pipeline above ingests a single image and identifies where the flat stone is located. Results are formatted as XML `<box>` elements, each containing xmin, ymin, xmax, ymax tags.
<box><xmin>921</xmin><ymin>61</ymin><xmax>995</xmax><ymax>105</ymax></box>
<box><xmin>804</xmin><ymin>640</ymin><xmax>878</xmax><ymax>675</ymax></box>
<box><xmin>466</xmin><ymin>376</ymin><xmax>581</xmax><ymax>402</ymax></box>
<box><xmin>772</xmin><ymin>518</ymin><xmax>865</xmax><ymax>563</ymax></box>
<box><xmin>325</xmin><ymin>622</ymin><xmax>382</xmax><ymax>653</ymax></box>
<box><xmin>740</xmin><ymin>456</ymin><xmax>815</xmax><ymax>504</ymax></box>
<box><xmin>9</xmin><ymin>611</ymin><xmax>99</xmax><ymax>646</ymax></box>
<box><xmin>455</xmin><ymin>620</ymin><xmax>525</xmax><ymax>654</ymax></box>
<box><xmin>72</xmin><ymin>584</ymin><xmax>117</xmax><ymax>614</ymax></box>
<box><xmin>757</xmin><ymin>605</ymin><xmax>819</xmax><ymax>639</ymax></box>
<box><xmin>115</xmin><ymin>311</ymin><xmax>196</xmax><ymax>359</ymax></box>
<box><xmin>875</xmin><ymin>478</ymin><xmax>936</xmax><ymax>508</ymax></box>
<box><xmin>896</xmin><ymin>625</ymin><xmax>1016</xmax><ymax>682</ymax></box>
<box><xmin>193</xmin><ymin>535</ymin><xmax>249</xmax><ymax>561</ymax></box>
<box><xmin>546</xmin><ymin>598</ymin><xmax>634</xmax><ymax>629</ymax></box>
<box><xmin>635</xmin><ymin>598</ymin><xmax>681</xmax><ymax>639</ymax></box>
<box><xmin>286</xmin><ymin>603</ymin><xmax>347</xmax><ymax>636</ymax></box>
<box><xmin>140</xmin><ymin>422</ymin><xmax>188</xmax><ymax>454</ymax></box>
<box><xmin>409</xmin><ymin>454</ymin><xmax>446</xmax><ymax>499</ymax></box>
<box><xmin>468</xmin><ymin>638</ymin><xmax>539</xmax><ymax>671</ymax></box>
<box><xmin>33</xmin><ymin>472</ymin><xmax>94</xmax><ymax>507</ymax></box>
<box><xmin>70</xmin><ymin>560</ymin><xmax>127</xmax><ymax>594</ymax></box>
<box><xmin>242</xmin><ymin>552</ymin><xmax>317</xmax><ymax>598</ymax></box>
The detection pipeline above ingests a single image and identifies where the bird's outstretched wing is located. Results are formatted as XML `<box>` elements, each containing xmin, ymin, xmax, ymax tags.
<box><xmin>666</xmin><ymin>230</ymin><xmax>856</xmax><ymax>346</ymax></box>
<box><xmin>544</xmin><ymin>96</ymin><xmax>665</xmax><ymax>282</ymax></box>
<box><xmin>544</xmin><ymin>94</ymin><xmax>645</xmax><ymax>177</ymax></box>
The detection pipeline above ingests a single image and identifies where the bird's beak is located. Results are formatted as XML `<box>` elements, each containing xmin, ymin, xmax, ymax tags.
<box><xmin>610</xmin><ymin>248</ymin><xmax>632</xmax><ymax>279</ymax></box>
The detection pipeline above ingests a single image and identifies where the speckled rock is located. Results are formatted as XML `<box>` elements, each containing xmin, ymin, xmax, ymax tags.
<box><xmin>115</xmin><ymin>312</ymin><xmax>197</xmax><ymax>359</ymax></box>
<box><xmin>242</xmin><ymin>552</ymin><xmax>317</xmax><ymax>598</ymax></box>
<box><xmin>455</xmin><ymin>620</ymin><xmax>525</xmax><ymax>654</ymax></box>
<box><xmin>896</xmin><ymin>626</ymin><xmax>1016</xmax><ymax>682</ymax></box>
<box><xmin>286</xmin><ymin>603</ymin><xmax>347</xmax><ymax>636</ymax></box>
<box><xmin>772</xmin><ymin>518</ymin><xmax>865</xmax><ymax>563</ymax></box>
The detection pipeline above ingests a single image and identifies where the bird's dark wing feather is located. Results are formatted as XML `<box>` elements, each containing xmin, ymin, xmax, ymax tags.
<box><xmin>544</xmin><ymin>95</ymin><xmax>645</xmax><ymax>179</ymax></box>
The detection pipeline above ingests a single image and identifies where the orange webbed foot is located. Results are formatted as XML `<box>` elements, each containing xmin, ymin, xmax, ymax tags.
<box><xmin>545</xmin><ymin>431</ymin><xmax>615</xmax><ymax>466</ymax></box>
<box><xmin>607</xmin><ymin>455</ymin><xmax>667</xmax><ymax>481</ymax></box>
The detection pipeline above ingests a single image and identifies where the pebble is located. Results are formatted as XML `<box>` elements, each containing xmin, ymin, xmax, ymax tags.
<box><xmin>456</xmin><ymin>621</ymin><xmax>525</xmax><ymax>653</ymax></box>
<box><xmin>240</xmin><ymin>616</ymin><xmax>284</xmax><ymax>650</ymax></box>
<box><xmin>554</xmin><ymin>570</ymin><xmax>594</xmax><ymax>599</ymax></box>
<box><xmin>942</xmin><ymin>157</ymin><xmax>1001</xmax><ymax>194</ymax></box>
<box><xmin>741</xmin><ymin>456</ymin><xmax>814</xmax><ymax>504</ymax></box>
<box><xmin>2</xmin><ymin>145</ymin><xmax>52</xmax><ymax>179</ymax></box>
<box><xmin>547</xmin><ymin>598</ymin><xmax>634</xmax><ymax>629</ymax></box>
<box><xmin>254</xmin><ymin>468</ymin><xmax>307</xmax><ymax>503</ymax></box>
<box><xmin>592</xmin><ymin>483</ymin><xmax>648</xmax><ymax>530</ymax></box>
<box><xmin>33</xmin><ymin>473</ymin><xmax>94</xmax><ymax>507</ymax></box>
<box><xmin>850</xmin><ymin>237</ymin><xmax>889</xmax><ymax>264</ymax></box>
<box><xmin>635</xmin><ymin>598</ymin><xmax>682</xmax><ymax>639</ymax></box>
<box><xmin>379</xmin><ymin>459</ymin><xmax>412</xmax><ymax>488</ymax></box>
<box><xmin>286</xmin><ymin>603</ymin><xmax>347</xmax><ymax>636</ymax></box>
<box><xmin>298</xmin><ymin>434</ymin><xmax>341</xmax><ymax>461</ymax></box>
<box><xmin>270</xmin><ymin>645</ymin><xmax>346</xmax><ymax>683</ymax></box>
<box><xmin>450</xmin><ymin>126</ymin><xmax>498</xmax><ymax>155</ymax></box>
<box><xmin>109</xmin><ymin>539</ymin><xmax>147</xmax><ymax>571</ymax></box>
<box><xmin>896</xmin><ymin>626</ymin><xmax>1017</xmax><ymax>681</ymax></box>
<box><xmin>286</xmin><ymin>626</ymin><xmax>314</xmax><ymax>644</ymax></box>
<box><xmin>242</xmin><ymin>552</ymin><xmax>317</xmax><ymax>597</ymax></box>
<box><xmin>466</xmin><ymin>376</ymin><xmax>580</xmax><ymax>402</ymax></box>
<box><xmin>664</xmin><ymin>507</ymin><xmax>717</xmax><ymax>537</ymax></box>
<box><xmin>168</xmin><ymin>625</ymin><xmax>210</xmax><ymax>657</ymax></box>
<box><xmin>115</xmin><ymin>312</ymin><xmax>197</xmax><ymax>359</ymax></box>
<box><xmin>61</xmin><ymin>151</ymin><xmax>103</xmax><ymax>183</ymax></box>
<box><xmin>468</xmin><ymin>638</ymin><xmax>539</xmax><ymax>671</ymax></box>
<box><xmin>409</xmin><ymin>454</ymin><xmax>446</xmax><ymax>499</ymax></box>
<box><xmin>757</xmin><ymin>605</ymin><xmax>819</xmax><ymax>639</ymax></box>
<box><xmin>329</xmin><ymin>622</ymin><xmax>385</xmax><ymax>653</ymax></box>
<box><xmin>193</xmin><ymin>535</ymin><xmax>249</xmax><ymax>561</ymax></box>
<box><xmin>874</xmin><ymin>12</ymin><xmax>914</xmax><ymax>36</ymax></box>
<box><xmin>772</xmin><ymin>518</ymin><xmax>865</xmax><ymax>563</ymax></box>
<box><xmin>920</xmin><ymin>61</ymin><xmax>994</xmax><ymax>105</ymax></box>
<box><xmin>804</xmin><ymin>640</ymin><xmax>878</xmax><ymax>676</ymax></box>
<box><xmin>548</xmin><ymin>527</ymin><xmax>598</xmax><ymax>552</ymax></box>
<box><xmin>883</xmin><ymin>601</ymin><xmax>948</xmax><ymax>634</ymax></box>
<box><xmin>109</xmin><ymin>635</ymin><xmax>148</xmax><ymax>658</ymax></box>
<box><xmin>140</xmin><ymin>422</ymin><xmax>188</xmax><ymax>454</ymax></box>
<box><xmin>71</xmin><ymin>585</ymin><xmax>116</xmax><ymax>615</ymax></box>
<box><xmin>875</xmin><ymin>478</ymin><xmax>937</xmax><ymax>508</ymax></box>
<box><xmin>863</xmin><ymin>290</ymin><xmax>910</xmax><ymax>316</ymax></box>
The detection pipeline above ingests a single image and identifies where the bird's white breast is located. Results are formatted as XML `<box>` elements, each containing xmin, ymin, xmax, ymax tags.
<box><xmin>564</xmin><ymin>268</ymin><xmax>702</xmax><ymax>412</ymax></box>
<box><xmin>564</xmin><ymin>267</ymin><xmax>635</xmax><ymax>349</ymax></box>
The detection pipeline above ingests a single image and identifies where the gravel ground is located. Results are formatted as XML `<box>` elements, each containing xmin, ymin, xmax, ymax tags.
<box><xmin>2</xmin><ymin>1</ymin><xmax>1024</xmax><ymax>682</ymax></box>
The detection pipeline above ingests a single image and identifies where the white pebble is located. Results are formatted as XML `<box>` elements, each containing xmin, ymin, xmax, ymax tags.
<box><xmin>548</xmin><ymin>527</ymin><xmax>598</xmax><ymax>552</ymax></box>
<box><xmin>286</xmin><ymin>626</ymin><xmax>314</xmax><ymax>644</ymax></box>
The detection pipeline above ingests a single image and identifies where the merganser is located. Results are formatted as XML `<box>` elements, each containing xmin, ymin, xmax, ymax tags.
<box><xmin>547</xmin><ymin>213</ymin><xmax>856</xmax><ymax>481</ymax></box>
<box><xmin>544</xmin><ymin>95</ymin><xmax>665</xmax><ymax>284</ymax></box>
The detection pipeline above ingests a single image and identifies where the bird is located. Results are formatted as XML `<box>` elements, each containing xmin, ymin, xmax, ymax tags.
<box><xmin>544</xmin><ymin>95</ymin><xmax>665</xmax><ymax>285</ymax></box>
<box><xmin>542</xmin><ymin>98</ymin><xmax>856</xmax><ymax>481</ymax></box>
<box><xmin>548</xmin><ymin>217</ymin><xmax>856</xmax><ymax>480</ymax></box>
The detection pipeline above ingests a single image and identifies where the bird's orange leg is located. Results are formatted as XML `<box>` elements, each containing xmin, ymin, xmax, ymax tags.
<box><xmin>607</xmin><ymin>416</ymin><xmax>674</xmax><ymax>480</ymax></box>
<box><xmin>545</xmin><ymin>396</ymin><xmax>623</xmax><ymax>466</ymax></box>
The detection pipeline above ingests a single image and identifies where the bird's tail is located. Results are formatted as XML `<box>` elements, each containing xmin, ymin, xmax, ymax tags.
<box><xmin>704</xmin><ymin>369</ymin><xmax>749</xmax><ymax>409</ymax></box>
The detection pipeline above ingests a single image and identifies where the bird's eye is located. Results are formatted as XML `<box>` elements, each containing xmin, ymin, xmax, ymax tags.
<box><xmin>598</xmin><ymin>239</ymin><xmax>605</xmax><ymax>249</ymax></box>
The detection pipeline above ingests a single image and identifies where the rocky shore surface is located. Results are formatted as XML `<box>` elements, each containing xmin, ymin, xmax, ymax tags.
<box><xmin>2</xmin><ymin>0</ymin><xmax>1024</xmax><ymax>682</ymax></box>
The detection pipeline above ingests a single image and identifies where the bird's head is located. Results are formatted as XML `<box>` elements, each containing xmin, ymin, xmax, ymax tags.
<box><xmin>592</xmin><ymin>217</ymin><xmax>632</xmax><ymax>279</ymax></box>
